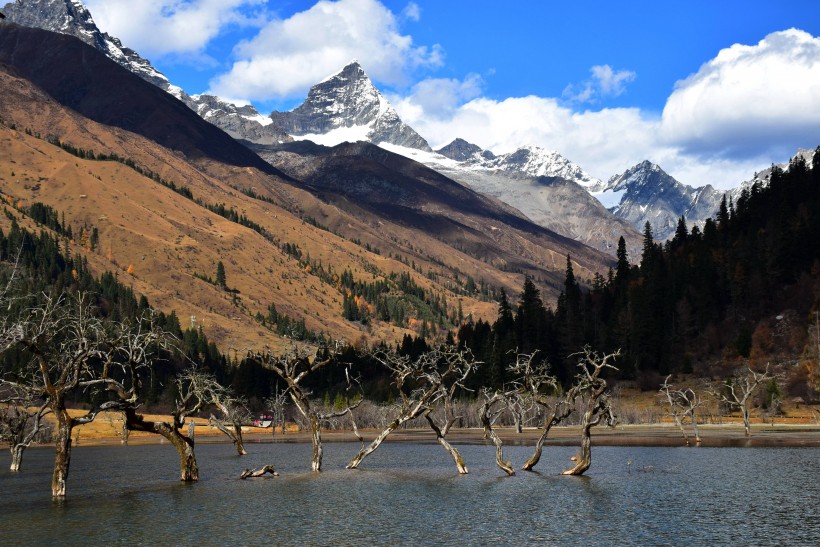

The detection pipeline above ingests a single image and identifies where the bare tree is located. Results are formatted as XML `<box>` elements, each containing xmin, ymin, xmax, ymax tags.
<box><xmin>126</xmin><ymin>367</ymin><xmax>226</xmax><ymax>481</ymax></box>
<box><xmin>423</xmin><ymin>366</ymin><xmax>471</xmax><ymax>474</ymax></box>
<box><xmin>660</xmin><ymin>375</ymin><xmax>704</xmax><ymax>445</ymax></box>
<box><xmin>346</xmin><ymin>345</ymin><xmax>476</xmax><ymax>473</ymax></box>
<box><xmin>209</xmin><ymin>394</ymin><xmax>251</xmax><ymax>456</ymax></box>
<box><xmin>710</xmin><ymin>364</ymin><xmax>774</xmax><ymax>436</ymax></box>
<box><xmin>85</xmin><ymin>312</ymin><xmax>225</xmax><ymax>482</ymax></box>
<box><xmin>478</xmin><ymin>387</ymin><xmax>516</xmax><ymax>475</ymax></box>
<box><xmin>250</xmin><ymin>344</ymin><xmax>360</xmax><ymax>472</ymax></box>
<box><xmin>562</xmin><ymin>348</ymin><xmax>619</xmax><ymax>476</ymax></box>
<box><xmin>510</xmin><ymin>352</ymin><xmax>572</xmax><ymax>472</ymax></box>
<box><xmin>265</xmin><ymin>387</ymin><xmax>289</xmax><ymax>436</ymax></box>
<box><xmin>0</xmin><ymin>383</ymin><xmax>50</xmax><ymax>471</ymax></box>
<box><xmin>2</xmin><ymin>292</ymin><xmax>109</xmax><ymax>497</ymax></box>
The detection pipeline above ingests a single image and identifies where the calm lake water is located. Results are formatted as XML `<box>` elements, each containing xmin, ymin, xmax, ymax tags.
<box><xmin>1</xmin><ymin>440</ymin><xmax>818</xmax><ymax>545</ymax></box>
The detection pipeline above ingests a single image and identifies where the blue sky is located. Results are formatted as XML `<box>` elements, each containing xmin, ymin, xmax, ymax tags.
<box><xmin>84</xmin><ymin>0</ymin><xmax>820</xmax><ymax>188</ymax></box>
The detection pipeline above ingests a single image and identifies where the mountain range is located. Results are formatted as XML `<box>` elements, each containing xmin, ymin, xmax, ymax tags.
<box><xmin>1</xmin><ymin>0</ymin><xmax>753</xmax><ymax>251</ymax></box>
<box><xmin>1</xmin><ymin>0</ymin><xmax>810</xmax><ymax>350</ymax></box>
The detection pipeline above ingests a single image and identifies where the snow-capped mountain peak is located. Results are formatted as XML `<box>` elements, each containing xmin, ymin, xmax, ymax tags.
<box><xmin>604</xmin><ymin>160</ymin><xmax>724</xmax><ymax>239</ymax></box>
<box><xmin>435</xmin><ymin>139</ymin><xmax>604</xmax><ymax>192</ymax></box>
<box><xmin>269</xmin><ymin>60</ymin><xmax>431</xmax><ymax>151</ymax></box>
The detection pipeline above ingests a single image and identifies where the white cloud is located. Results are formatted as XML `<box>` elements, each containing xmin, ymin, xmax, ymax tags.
<box><xmin>84</xmin><ymin>0</ymin><xmax>265</xmax><ymax>60</ymax></box>
<box><xmin>392</xmin><ymin>30</ymin><xmax>820</xmax><ymax>189</ymax></box>
<box><xmin>661</xmin><ymin>29</ymin><xmax>820</xmax><ymax>159</ymax></box>
<box><xmin>389</xmin><ymin>74</ymin><xmax>483</xmax><ymax>119</ymax></box>
<box><xmin>402</xmin><ymin>2</ymin><xmax>421</xmax><ymax>22</ymax></box>
<box><xmin>394</xmin><ymin>79</ymin><xmax>796</xmax><ymax>189</ymax></box>
<box><xmin>563</xmin><ymin>64</ymin><xmax>636</xmax><ymax>104</ymax></box>
<box><xmin>207</xmin><ymin>0</ymin><xmax>443</xmax><ymax>101</ymax></box>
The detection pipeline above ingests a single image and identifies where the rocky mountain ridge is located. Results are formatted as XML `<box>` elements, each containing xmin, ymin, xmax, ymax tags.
<box><xmin>269</xmin><ymin>61</ymin><xmax>431</xmax><ymax>151</ymax></box>
<box><xmin>2</xmin><ymin>0</ymin><xmax>169</xmax><ymax>88</ymax></box>
<box><xmin>603</xmin><ymin>160</ymin><xmax>724</xmax><ymax>240</ymax></box>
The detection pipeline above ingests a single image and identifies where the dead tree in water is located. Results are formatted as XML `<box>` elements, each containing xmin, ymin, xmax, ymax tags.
<box><xmin>127</xmin><ymin>367</ymin><xmax>226</xmax><ymax>481</ymax></box>
<box><xmin>209</xmin><ymin>395</ymin><xmax>251</xmax><ymax>456</ymax></box>
<box><xmin>240</xmin><ymin>465</ymin><xmax>278</xmax><ymax>479</ymax></box>
<box><xmin>265</xmin><ymin>387</ymin><xmax>288</xmax><ymax>436</ymax></box>
<box><xmin>512</xmin><ymin>352</ymin><xmax>572</xmax><ymax>472</ymax></box>
<box><xmin>87</xmin><ymin>313</ymin><xmax>223</xmax><ymax>482</ymax></box>
<box><xmin>346</xmin><ymin>345</ymin><xmax>476</xmax><ymax>473</ymax></box>
<box><xmin>478</xmin><ymin>387</ymin><xmax>516</xmax><ymax>475</ymax></box>
<box><xmin>660</xmin><ymin>375</ymin><xmax>703</xmax><ymax>445</ymax></box>
<box><xmin>710</xmin><ymin>364</ymin><xmax>774</xmax><ymax>436</ymax></box>
<box><xmin>251</xmin><ymin>343</ymin><xmax>360</xmax><ymax>472</ymax></box>
<box><xmin>2</xmin><ymin>292</ymin><xmax>109</xmax><ymax>498</ymax></box>
<box><xmin>562</xmin><ymin>348</ymin><xmax>619</xmax><ymax>476</ymax></box>
<box><xmin>0</xmin><ymin>383</ymin><xmax>50</xmax><ymax>471</ymax></box>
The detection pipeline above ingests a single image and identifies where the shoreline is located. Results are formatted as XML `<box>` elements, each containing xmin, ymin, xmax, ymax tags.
<box><xmin>41</xmin><ymin>422</ymin><xmax>820</xmax><ymax>449</ymax></box>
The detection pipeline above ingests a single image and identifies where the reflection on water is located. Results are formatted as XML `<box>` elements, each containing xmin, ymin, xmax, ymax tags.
<box><xmin>1</xmin><ymin>441</ymin><xmax>818</xmax><ymax>545</ymax></box>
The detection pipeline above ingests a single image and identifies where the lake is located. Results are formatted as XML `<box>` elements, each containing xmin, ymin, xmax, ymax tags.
<box><xmin>1</xmin><ymin>440</ymin><xmax>818</xmax><ymax>545</ymax></box>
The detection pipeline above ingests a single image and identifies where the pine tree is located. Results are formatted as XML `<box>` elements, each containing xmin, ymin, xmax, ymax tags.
<box><xmin>216</xmin><ymin>261</ymin><xmax>227</xmax><ymax>289</ymax></box>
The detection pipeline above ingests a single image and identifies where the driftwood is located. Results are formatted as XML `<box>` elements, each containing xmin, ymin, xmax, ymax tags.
<box><xmin>240</xmin><ymin>465</ymin><xmax>279</xmax><ymax>479</ymax></box>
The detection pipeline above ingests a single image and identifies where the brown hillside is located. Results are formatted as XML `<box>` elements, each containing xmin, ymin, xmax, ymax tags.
<box><xmin>0</xmin><ymin>25</ymin><xmax>616</xmax><ymax>353</ymax></box>
<box><xmin>0</xmin><ymin>67</ymin><xmax>498</xmax><ymax>349</ymax></box>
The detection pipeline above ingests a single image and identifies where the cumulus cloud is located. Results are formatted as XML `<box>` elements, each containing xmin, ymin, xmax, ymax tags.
<box><xmin>389</xmin><ymin>74</ymin><xmax>483</xmax><ymax>119</ymax></box>
<box><xmin>563</xmin><ymin>64</ymin><xmax>636</xmax><ymax>104</ymax></box>
<box><xmin>84</xmin><ymin>0</ymin><xmax>265</xmax><ymax>60</ymax></box>
<box><xmin>395</xmin><ymin>88</ymin><xmax>665</xmax><ymax>180</ymax></box>
<box><xmin>392</xmin><ymin>31</ymin><xmax>820</xmax><ymax>188</ymax></box>
<box><xmin>394</xmin><ymin>79</ymin><xmax>791</xmax><ymax>189</ymax></box>
<box><xmin>661</xmin><ymin>29</ymin><xmax>820</xmax><ymax>158</ymax></box>
<box><xmin>208</xmin><ymin>0</ymin><xmax>443</xmax><ymax>101</ymax></box>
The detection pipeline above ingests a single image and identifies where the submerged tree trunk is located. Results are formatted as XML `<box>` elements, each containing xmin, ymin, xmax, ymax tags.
<box><xmin>241</xmin><ymin>465</ymin><xmax>278</xmax><ymax>479</ymax></box>
<box><xmin>52</xmin><ymin>407</ymin><xmax>73</xmax><ymax>498</ymax></box>
<box><xmin>479</xmin><ymin>397</ymin><xmax>514</xmax><ymax>476</ymax></box>
<box><xmin>210</xmin><ymin>416</ymin><xmax>247</xmax><ymax>456</ymax></box>
<box><xmin>688</xmin><ymin>411</ymin><xmax>702</xmax><ymax>445</ymax></box>
<box><xmin>347</xmin><ymin>418</ymin><xmax>403</xmax><ymax>469</ymax></box>
<box><xmin>9</xmin><ymin>445</ymin><xmax>24</xmax><ymax>472</ymax></box>
<box><xmin>425</xmin><ymin>413</ymin><xmax>468</xmax><ymax>474</ymax></box>
<box><xmin>562</xmin><ymin>418</ymin><xmax>595</xmax><ymax>476</ymax></box>
<box><xmin>563</xmin><ymin>392</ymin><xmax>611</xmax><ymax>476</ymax></box>
<box><xmin>126</xmin><ymin>410</ymin><xmax>199</xmax><ymax>481</ymax></box>
<box><xmin>6</xmin><ymin>404</ymin><xmax>47</xmax><ymax>472</ymax></box>
<box><xmin>741</xmin><ymin>405</ymin><xmax>751</xmax><ymax>436</ymax></box>
<box><xmin>309</xmin><ymin>413</ymin><xmax>322</xmax><ymax>472</ymax></box>
<box><xmin>521</xmin><ymin>411</ymin><xmax>559</xmax><ymax>472</ymax></box>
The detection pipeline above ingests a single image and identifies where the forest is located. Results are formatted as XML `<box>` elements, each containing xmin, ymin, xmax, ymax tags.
<box><xmin>457</xmin><ymin>149</ymin><xmax>820</xmax><ymax>399</ymax></box>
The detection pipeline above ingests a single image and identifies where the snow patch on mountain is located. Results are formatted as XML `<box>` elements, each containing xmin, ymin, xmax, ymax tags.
<box><xmin>269</xmin><ymin>61</ymin><xmax>431</xmax><ymax>151</ymax></box>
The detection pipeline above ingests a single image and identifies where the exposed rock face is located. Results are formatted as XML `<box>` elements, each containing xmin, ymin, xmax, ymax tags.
<box><xmin>269</xmin><ymin>61</ymin><xmax>431</xmax><ymax>151</ymax></box>
<box><xmin>180</xmin><ymin>94</ymin><xmax>292</xmax><ymax>145</ymax></box>
<box><xmin>423</xmin><ymin>157</ymin><xmax>641</xmax><ymax>257</ymax></box>
<box><xmin>436</xmin><ymin>138</ymin><xmax>484</xmax><ymax>162</ymax></box>
<box><xmin>605</xmin><ymin>160</ymin><xmax>724</xmax><ymax>240</ymax></box>
<box><xmin>2</xmin><ymin>0</ymin><xmax>169</xmax><ymax>88</ymax></box>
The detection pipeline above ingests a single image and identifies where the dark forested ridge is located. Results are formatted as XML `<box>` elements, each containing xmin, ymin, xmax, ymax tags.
<box><xmin>458</xmin><ymin>149</ymin><xmax>820</xmax><ymax>398</ymax></box>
